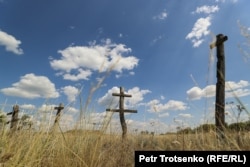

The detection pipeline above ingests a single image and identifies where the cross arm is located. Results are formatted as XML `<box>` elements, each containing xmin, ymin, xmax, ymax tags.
<box><xmin>112</xmin><ymin>93</ymin><xmax>132</xmax><ymax>97</ymax></box>
<box><xmin>106</xmin><ymin>109</ymin><xmax>137</xmax><ymax>113</ymax></box>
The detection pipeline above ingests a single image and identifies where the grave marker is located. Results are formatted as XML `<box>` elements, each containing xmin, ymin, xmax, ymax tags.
<box><xmin>106</xmin><ymin>87</ymin><xmax>137</xmax><ymax>139</ymax></box>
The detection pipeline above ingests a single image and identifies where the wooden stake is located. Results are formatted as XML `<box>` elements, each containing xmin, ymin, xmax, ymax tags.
<box><xmin>214</xmin><ymin>34</ymin><xmax>228</xmax><ymax>139</ymax></box>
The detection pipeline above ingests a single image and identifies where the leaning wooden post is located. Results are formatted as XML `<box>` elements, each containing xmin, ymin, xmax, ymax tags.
<box><xmin>7</xmin><ymin>105</ymin><xmax>19</xmax><ymax>132</ymax></box>
<box><xmin>106</xmin><ymin>87</ymin><xmax>137</xmax><ymax>140</ymax></box>
<box><xmin>211</xmin><ymin>34</ymin><xmax>228</xmax><ymax>139</ymax></box>
<box><xmin>53</xmin><ymin>103</ymin><xmax>64</xmax><ymax>127</ymax></box>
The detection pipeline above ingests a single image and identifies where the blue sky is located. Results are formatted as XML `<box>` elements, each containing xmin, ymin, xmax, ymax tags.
<box><xmin>1</xmin><ymin>0</ymin><xmax>250</xmax><ymax>133</ymax></box>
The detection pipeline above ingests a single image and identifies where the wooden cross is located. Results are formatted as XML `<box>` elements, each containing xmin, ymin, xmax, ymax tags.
<box><xmin>54</xmin><ymin>103</ymin><xmax>64</xmax><ymax>125</ymax></box>
<box><xmin>6</xmin><ymin>105</ymin><xmax>19</xmax><ymax>131</ymax></box>
<box><xmin>106</xmin><ymin>87</ymin><xmax>137</xmax><ymax>139</ymax></box>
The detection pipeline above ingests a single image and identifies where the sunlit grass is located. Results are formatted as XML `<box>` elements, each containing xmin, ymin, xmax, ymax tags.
<box><xmin>0</xmin><ymin>125</ymin><xmax>250</xmax><ymax>167</ymax></box>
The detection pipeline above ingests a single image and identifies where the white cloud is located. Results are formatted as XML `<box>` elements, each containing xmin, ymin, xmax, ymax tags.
<box><xmin>0</xmin><ymin>73</ymin><xmax>59</xmax><ymax>99</ymax></box>
<box><xmin>129</xmin><ymin>71</ymin><xmax>135</xmax><ymax>76</ymax></box>
<box><xmin>226</xmin><ymin>80</ymin><xmax>249</xmax><ymax>90</ymax></box>
<box><xmin>61</xmin><ymin>85</ymin><xmax>79</xmax><ymax>103</ymax></box>
<box><xmin>66</xmin><ymin>106</ymin><xmax>79</xmax><ymax>113</ymax></box>
<box><xmin>127</xmin><ymin>87</ymin><xmax>151</xmax><ymax>106</ymax></box>
<box><xmin>20</xmin><ymin>104</ymin><xmax>36</xmax><ymax>110</ymax></box>
<box><xmin>115</xmin><ymin>74</ymin><xmax>122</xmax><ymax>79</ymax></box>
<box><xmin>147</xmin><ymin>99</ymin><xmax>188</xmax><ymax>112</ymax></box>
<box><xmin>187</xmin><ymin>80</ymin><xmax>250</xmax><ymax>100</ymax></box>
<box><xmin>63</xmin><ymin>69</ymin><xmax>92</xmax><ymax>81</ymax></box>
<box><xmin>179</xmin><ymin>113</ymin><xmax>193</xmax><ymax>118</ymax></box>
<box><xmin>89</xmin><ymin>112</ymin><xmax>106</xmax><ymax>124</ymax></box>
<box><xmin>151</xmin><ymin>35</ymin><xmax>164</xmax><ymax>45</ymax></box>
<box><xmin>153</xmin><ymin>10</ymin><xmax>168</xmax><ymax>20</ymax></box>
<box><xmin>98</xmin><ymin>87</ymin><xmax>120</xmax><ymax>108</ymax></box>
<box><xmin>186</xmin><ymin>16</ymin><xmax>211</xmax><ymax>47</ymax></box>
<box><xmin>0</xmin><ymin>29</ymin><xmax>23</xmax><ymax>55</ymax></box>
<box><xmin>38</xmin><ymin>104</ymin><xmax>57</xmax><ymax>113</ymax></box>
<box><xmin>60</xmin><ymin>113</ymin><xmax>75</xmax><ymax>131</ymax></box>
<box><xmin>98</xmin><ymin>86</ymin><xmax>151</xmax><ymax>108</ymax></box>
<box><xmin>192</xmin><ymin>39</ymin><xmax>204</xmax><ymax>48</ymax></box>
<box><xmin>160</xmin><ymin>95</ymin><xmax>165</xmax><ymax>100</ymax></box>
<box><xmin>115</xmin><ymin>71</ymin><xmax>136</xmax><ymax>78</ymax></box>
<box><xmin>192</xmin><ymin>5</ymin><xmax>219</xmax><ymax>14</ymax></box>
<box><xmin>186</xmin><ymin>86</ymin><xmax>203</xmax><ymax>100</ymax></box>
<box><xmin>50</xmin><ymin>39</ymin><xmax>139</xmax><ymax>81</ymax></box>
<box><xmin>226</xmin><ymin>88</ymin><xmax>250</xmax><ymax>98</ymax></box>
<box><xmin>158</xmin><ymin>112</ymin><xmax>169</xmax><ymax>118</ymax></box>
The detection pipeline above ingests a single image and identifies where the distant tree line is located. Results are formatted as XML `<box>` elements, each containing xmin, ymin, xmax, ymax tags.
<box><xmin>176</xmin><ymin>121</ymin><xmax>250</xmax><ymax>134</ymax></box>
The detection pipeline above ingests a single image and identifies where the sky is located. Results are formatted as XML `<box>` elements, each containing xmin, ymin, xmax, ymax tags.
<box><xmin>1</xmin><ymin>0</ymin><xmax>250</xmax><ymax>133</ymax></box>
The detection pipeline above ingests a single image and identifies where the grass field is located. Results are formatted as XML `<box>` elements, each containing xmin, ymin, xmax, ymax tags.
<box><xmin>0</xmin><ymin>127</ymin><xmax>250</xmax><ymax>167</ymax></box>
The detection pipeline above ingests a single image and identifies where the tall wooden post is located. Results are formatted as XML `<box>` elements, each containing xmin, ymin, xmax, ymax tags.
<box><xmin>54</xmin><ymin>103</ymin><xmax>64</xmax><ymax>126</ymax></box>
<box><xmin>106</xmin><ymin>87</ymin><xmax>137</xmax><ymax>139</ymax></box>
<box><xmin>7</xmin><ymin>105</ymin><xmax>19</xmax><ymax>132</ymax></box>
<box><xmin>213</xmin><ymin>34</ymin><xmax>228</xmax><ymax>139</ymax></box>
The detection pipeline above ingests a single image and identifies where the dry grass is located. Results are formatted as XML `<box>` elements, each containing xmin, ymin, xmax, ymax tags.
<box><xmin>0</xmin><ymin>128</ymin><xmax>250</xmax><ymax>167</ymax></box>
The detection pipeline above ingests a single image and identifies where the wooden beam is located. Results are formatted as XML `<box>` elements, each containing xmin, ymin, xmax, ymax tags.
<box><xmin>112</xmin><ymin>93</ymin><xmax>132</xmax><ymax>97</ymax></box>
<box><xmin>106</xmin><ymin>109</ymin><xmax>137</xmax><ymax>113</ymax></box>
<box><xmin>215</xmin><ymin>34</ymin><xmax>228</xmax><ymax>139</ymax></box>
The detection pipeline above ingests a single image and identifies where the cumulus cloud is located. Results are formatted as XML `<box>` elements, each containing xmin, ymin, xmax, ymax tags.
<box><xmin>50</xmin><ymin>39</ymin><xmax>139</xmax><ymax>81</ymax></box>
<box><xmin>60</xmin><ymin>113</ymin><xmax>75</xmax><ymax>130</ymax></box>
<box><xmin>186</xmin><ymin>16</ymin><xmax>211</xmax><ymax>47</ymax></box>
<box><xmin>37</xmin><ymin>104</ymin><xmax>57</xmax><ymax>113</ymax></box>
<box><xmin>147</xmin><ymin>99</ymin><xmax>188</xmax><ymax>112</ymax></box>
<box><xmin>66</xmin><ymin>106</ymin><xmax>79</xmax><ymax>113</ymax></box>
<box><xmin>127</xmin><ymin>87</ymin><xmax>151</xmax><ymax>106</ymax></box>
<box><xmin>153</xmin><ymin>10</ymin><xmax>168</xmax><ymax>20</ymax></box>
<box><xmin>89</xmin><ymin>112</ymin><xmax>106</xmax><ymax>124</ymax></box>
<box><xmin>186</xmin><ymin>4</ymin><xmax>220</xmax><ymax>48</ymax></box>
<box><xmin>158</xmin><ymin>112</ymin><xmax>169</xmax><ymax>118</ymax></box>
<box><xmin>98</xmin><ymin>86</ymin><xmax>151</xmax><ymax>108</ymax></box>
<box><xmin>226</xmin><ymin>80</ymin><xmax>249</xmax><ymax>90</ymax></box>
<box><xmin>63</xmin><ymin>69</ymin><xmax>92</xmax><ymax>81</ymax></box>
<box><xmin>20</xmin><ymin>104</ymin><xmax>36</xmax><ymax>110</ymax></box>
<box><xmin>61</xmin><ymin>85</ymin><xmax>79</xmax><ymax>102</ymax></box>
<box><xmin>187</xmin><ymin>80</ymin><xmax>250</xmax><ymax>100</ymax></box>
<box><xmin>192</xmin><ymin>5</ymin><xmax>219</xmax><ymax>14</ymax></box>
<box><xmin>0</xmin><ymin>73</ymin><xmax>59</xmax><ymax>99</ymax></box>
<box><xmin>98</xmin><ymin>87</ymin><xmax>120</xmax><ymax>108</ymax></box>
<box><xmin>0</xmin><ymin>29</ymin><xmax>23</xmax><ymax>55</ymax></box>
<box><xmin>179</xmin><ymin>113</ymin><xmax>193</xmax><ymax>118</ymax></box>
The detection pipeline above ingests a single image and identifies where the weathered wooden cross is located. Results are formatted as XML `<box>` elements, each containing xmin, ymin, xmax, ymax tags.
<box><xmin>7</xmin><ymin>105</ymin><xmax>20</xmax><ymax>132</ymax></box>
<box><xmin>54</xmin><ymin>103</ymin><xmax>64</xmax><ymax>126</ymax></box>
<box><xmin>211</xmin><ymin>34</ymin><xmax>228</xmax><ymax>139</ymax></box>
<box><xmin>106</xmin><ymin>87</ymin><xmax>137</xmax><ymax>139</ymax></box>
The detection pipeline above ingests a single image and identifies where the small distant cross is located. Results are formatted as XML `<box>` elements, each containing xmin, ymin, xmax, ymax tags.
<box><xmin>54</xmin><ymin>103</ymin><xmax>64</xmax><ymax>125</ymax></box>
<box><xmin>6</xmin><ymin>105</ymin><xmax>19</xmax><ymax>131</ymax></box>
<box><xmin>106</xmin><ymin>87</ymin><xmax>137</xmax><ymax>139</ymax></box>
